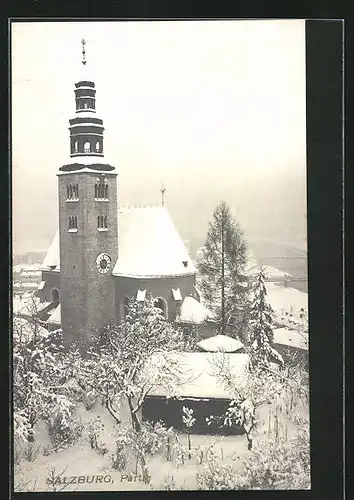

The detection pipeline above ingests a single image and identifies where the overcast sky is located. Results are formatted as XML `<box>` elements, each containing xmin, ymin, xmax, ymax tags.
<box><xmin>12</xmin><ymin>20</ymin><xmax>306</xmax><ymax>255</ymax></box>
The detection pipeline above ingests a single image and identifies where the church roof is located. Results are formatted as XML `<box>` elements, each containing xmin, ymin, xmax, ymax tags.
<box><xmin>41</xmin><ymin>206</ymin><xmax>196</xmax><ymax>278</ymax></box>
<box><xmin>112</xmin><ymin>207</ymin><xmax>196</xmax><ymax>278</ymax></box>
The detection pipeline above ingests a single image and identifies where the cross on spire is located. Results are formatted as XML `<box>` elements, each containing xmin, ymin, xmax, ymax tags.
<box><xmin>160</xmin><ymin>181</ymin><xmax>166</xmax><ymax>207</ymax></box>
<box><xmin>81</xmin><ymin>38</ymin><xmax>87</xmax><ymax>65</ymax></box>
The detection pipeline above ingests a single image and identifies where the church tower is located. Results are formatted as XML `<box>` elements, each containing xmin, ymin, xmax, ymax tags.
<box><xmin>58</xmin><ymin>40</ymin><xmax>118</xmax><ymax>345</ymax></box>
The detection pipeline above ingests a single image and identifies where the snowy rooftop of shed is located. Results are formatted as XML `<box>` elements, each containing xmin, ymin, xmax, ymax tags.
<box><xmin>273</xmin><ymin>327</ymin><xmax>308</xmax><ymax>351</ymax></box>
<box><xmin>197</xmin><ymin>334</ymin><xmax>244</xmax><ymax>353</ymax></box>
<box><xmin>265</xmin><ymin>282</ymin><xmax>308</xmax><ymax>315</ymax></box>
<box><xmin>147</xmin><ymin>352</ymin><xmax>250</xmax><ymax>400</ymax></box>
<box><xmin>42</xmin><ymin>207</ymin><xmax>196</xmax><ymax>278</ymax></box>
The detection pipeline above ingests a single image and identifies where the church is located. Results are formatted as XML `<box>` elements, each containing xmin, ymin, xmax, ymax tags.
<box><xmin>37</xmin><ymin>41</ymin><xmax>213</xmax><ymax>345</ymax></box>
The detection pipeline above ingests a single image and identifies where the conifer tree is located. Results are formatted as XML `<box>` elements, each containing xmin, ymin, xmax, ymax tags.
<box><xmin>197</xmin><ymin>201</ymin><xmax>249</xmax><ymax>337</ymax></box>
<box><xmin>249</xmin><ymin>265</ymin><xmax>283</xmax><ymax>367</ymax></box>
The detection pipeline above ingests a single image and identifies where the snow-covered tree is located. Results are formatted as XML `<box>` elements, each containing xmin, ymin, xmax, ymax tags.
<box><xmin>13</xmin><ymin>322</ymin><xmax>80</xmax><ymax>444</ymax></box>
<box><xmin>80</xmin><ymin>295</ymin><xmax>190</xmax><ymax>431</ymax></box>
<box><xmin>182</xmin><ymin>406</ymin><xmax>196</xmax><ymax>458</ymax></box>
<box><xmin>207</xmin><ymin>352</ymin><xmax>283</xmax><ymax>449</ymax></box>
<box><xmin>249</xmin><ymin>265</ymin><xmax>283</xmax><ymax>367</ymax></box>
<box><xmin>197</xmin><ymin>201</ymin><xmax>249</xmax><ymax>338</ymax></box>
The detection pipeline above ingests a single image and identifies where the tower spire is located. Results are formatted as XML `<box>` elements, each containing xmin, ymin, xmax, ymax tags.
<box><xmin>81</xmin><ymin>38</ymin><xmax>87</xmax><ymax>65</ymax></box>
<box><xmin>160</xmin><ymin>181</ymin><xmax>166</xmax><ymax>207</ymax></box>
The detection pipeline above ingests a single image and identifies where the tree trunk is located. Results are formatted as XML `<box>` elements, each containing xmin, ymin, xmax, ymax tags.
<box><xmin>105</xmin><ymin>399</ymin><xmax>121</xmax><ymax>425</ymax></box>
<box><xmin>127</xmin><ymin>396</ymin><xmax>141</xmax><ymax>432</ymax></box>
<box><xmin>187</xmin><ymin>431</ymin><xmax>191</xmax><ymax>459</ymax></box>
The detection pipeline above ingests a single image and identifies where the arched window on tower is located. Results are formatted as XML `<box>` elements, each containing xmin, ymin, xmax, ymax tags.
<box><xmin>74</xmin><ymin>141</ymin><xmax>78</xmax><ymax>153</ymax></box>
<box><xmin>84</xmin><ymin>141</ymin><xmax>91</xmax><ymax>153</ymax></box>
<box><xmin>51</xmin><ymin>288</ymin><xmax>60</xmax><ymax>303</ymax></box>
<box><xmin>96</xmin><ymin>141</ymin><xmax>100</xmax><ymax>152</ymax></box>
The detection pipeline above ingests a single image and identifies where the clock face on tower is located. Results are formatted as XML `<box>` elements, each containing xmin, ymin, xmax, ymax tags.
<box><xmin>96</xmin><ymin>253</ymin><xmax>112</xmax><ymax>274</ymax></box>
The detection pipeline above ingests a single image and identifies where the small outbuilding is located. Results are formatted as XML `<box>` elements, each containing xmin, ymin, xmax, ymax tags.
<box><xmin>142</xmin><ymin>351</ymin><xmax>250</xmax><ymax>434</ymax></box>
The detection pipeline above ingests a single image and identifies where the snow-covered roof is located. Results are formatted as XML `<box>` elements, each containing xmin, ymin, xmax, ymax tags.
<box><xmin>48</xmin><ymin>304</ymin><xmax>61</xmax><ymax>325</ymax></box>
<box><xmin>113</xmin><ymin>207</ymin><xmax>196</xmax><ymax>278</ymax></box>
<box><xmin>37</xmin><ymin>301</ymin><xmax>52</xmax><ymax>312</ymax></box>
<box><xmin>176</xmin><ymin>296</ymin><xmax>215</xmax><ymax>324</ymax></box>
<box><xmin>147</xmin><ymin>352</ymin><xmax>250</xmax><ymax>399</ymax></box>
<box><xmin>41</xmin><ymin>207</ymin><xmax>196</xmax><ymax>279</ymax></box>
<box><xmin>273</xmin><ymin>327</ymin><xmax>308</xmax><ymax>351</ymax></box>
<box><xmin>197</xmin><ymin>334</ymin><xmax>244</xmax><ymax>353</ymax></box>
<box><xmin>13</xmin><ymin>282</ymin><xmax>39</xmax><ymax>289</ymax></box>
<box><xmin>41</xmin><ymin>231</ymin><xmax>60</xmax><ymax>270</ymax></box>
<box><xmin>265</xmin><ymin>282</ymin><xmax>308</xmax><ymax>315</ymax></box>
<box><xmin>245</xmin><ymin>263</ymin><xmax>292</xmax><ymax>278</ymax></box>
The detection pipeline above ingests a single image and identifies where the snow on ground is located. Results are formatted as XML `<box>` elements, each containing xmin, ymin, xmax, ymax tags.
<box><xmin>14</xmin><ymin>395</ymin><xmax>307</xmax><ymax>492</ymax></box>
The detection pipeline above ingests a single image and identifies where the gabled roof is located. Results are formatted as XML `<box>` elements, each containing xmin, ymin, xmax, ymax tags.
<box><xmin>197</xmin><ymin>334</ymin><xmax>244</xmax><ymax>353</ymax></box>
<box><xmin>41</xmin><ymin>207</ymin><xmax>196</xmax><ymax>279</ymax></box>
<box><xmin>176</xmin><ymin>296</ymin><xmax>215</xmax><ymax>324</ymax></box>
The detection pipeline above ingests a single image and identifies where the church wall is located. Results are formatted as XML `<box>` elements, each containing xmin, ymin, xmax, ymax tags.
<box><xmin>114</xmin><ymin>273</ymin><xmax>196</xmax><ymax>323</ymax></box>
<box><xmin>39</xmin><ymin>270</ymin><xmax>60</xmax><ymax>303</ymax></box>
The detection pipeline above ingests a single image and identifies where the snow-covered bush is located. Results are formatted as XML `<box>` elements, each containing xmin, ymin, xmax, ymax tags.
<box><xmin>196</xmin><ymin>448</ymin><xmax>239</xmax><ymax>490</ymax></box>
<box><xmin>23</xmin><ymin>442</ymin><xmax>40</xmax><ymax>462</ymax></box>
<box><xmin>111</xmin><ymin>425</ymin><xmax>130</xmax><ymax>471</ymax></box>
<box><xmin>46</xmin><ymin>396</ymin><xmax>82</xmax><ymax>448</ymax></box>
<box><xmin>237</xmin><ymin>435</ymin><xmax>310</xmax><ymax>490</ymax></box>
<box><xmin>86</xmin><ymin>416</ymin><xmax>105</xmax><ymax>452</ymax></box>
<box><xmin>160</xmin><ymin>473</ymin><xmax>176</xmax><ymax>490</ymax></box>
<box><xmin>83</xmin><ymin>389</ymin><xmax>98</xmax><ymax>410</ymax></box>
<box><xmin>14</xmin><ymin>410</ymin><xmax>32</xmax><ymax>442</ymax></box>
